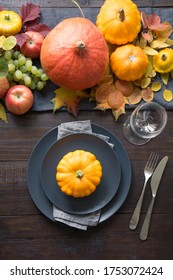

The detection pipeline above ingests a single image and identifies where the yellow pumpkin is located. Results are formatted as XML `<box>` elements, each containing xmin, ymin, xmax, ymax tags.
<box><xmin>56</xmin><ymin>150</ymin><xmax>102</xmax><ymax>198</ymax></box>
<box><xmin>153</xmin><ymin>48</ymin><xmax>173</xmax><ymax>73</ymax></box>
<box><xmin>96</xmin><ymin>0</ymin><xmax>141</xmax><ymax>45</ymax></box>
<box><xmin>110</xmin><ymin>44</ymin><xmax>149</xmax><ymax>81</ymax></box>
<box><xmin>0</xmin><ymin>10</ymin><xmax>22</xmax><ymax>36</ymax></box>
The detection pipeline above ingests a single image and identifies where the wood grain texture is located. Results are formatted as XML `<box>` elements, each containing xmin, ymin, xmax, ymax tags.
<box><xmin>0</xmin><ymin>0</ymin><xmax>173</xmax><ymax>260</ymax></box>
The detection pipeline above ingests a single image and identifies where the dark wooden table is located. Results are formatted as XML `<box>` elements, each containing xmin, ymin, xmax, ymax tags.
<box><xmin>0</xmin><ymin>0</ymin><xmax>173</xmax><ymax>260</ymax></box>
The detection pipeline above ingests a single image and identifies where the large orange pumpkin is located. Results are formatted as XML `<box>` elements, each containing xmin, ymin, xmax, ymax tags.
<box><xmin>96</xmin><ymin>0</ymin><xmax>141</xmax><ymax>45</ymax></box>
<box><xmin>40</xmin><ymin>17</ymin><xmax>109</xmax><ymax>90</ymax></box>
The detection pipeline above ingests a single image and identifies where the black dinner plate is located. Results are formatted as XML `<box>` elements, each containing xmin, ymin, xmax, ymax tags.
<box><xmin>27</xmin><ymin>123</ymin><xmax>131</xmax><ymax>224</ymax></box>
<box><xmin>40</xmin><ymin>133</ymin><xmax>121</xmax><ymax>215</ymax></box>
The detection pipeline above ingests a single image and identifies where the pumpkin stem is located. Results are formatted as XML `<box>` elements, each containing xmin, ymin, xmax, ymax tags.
<box><xmin>161</xmin><ymin>54</ymin><xmax>167</xmax><ymax>61</ymax></box>
<box><xmin>76</xmin><ymin>170</ymin><xmax>84</xmax><ymax>179</ymax></box>
<box><xmin>72</xmin><ymin>0</ymin><xmax>85</xmax><ymax>18</ymax></box>
<box><xmin>118</xmin><ymin>8</ymin><xmax>125</xmax><ymax>22</ymax></box>
<box><xmin>4</xmin><ymin>14</ymin><xmax>10</xmax><ymax>21</ymax></box>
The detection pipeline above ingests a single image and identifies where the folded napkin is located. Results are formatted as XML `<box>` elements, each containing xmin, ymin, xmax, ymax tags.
<box><xmin>53</xmin><ymin>120</ymin><xmax>114</xmax><ymax>230</ymax></box>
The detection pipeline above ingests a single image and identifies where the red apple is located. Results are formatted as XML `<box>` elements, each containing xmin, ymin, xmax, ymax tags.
<box><xmin>0</xmin><ymin>76</ymin><xmax>10</xmax><ymax>98</ymax></box>
<box><xmin>5</xmin><ymin>85</ymin><xmax>34</xmax><ymax>115</ymax></box>
<box><xmin>21</xmin><ymin>31</ymin><xmax>44</xmax><ymax>59</ymax></box>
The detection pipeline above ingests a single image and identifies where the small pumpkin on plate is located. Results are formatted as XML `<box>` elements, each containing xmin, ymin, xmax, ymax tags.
<box><xmin>110</xmin><ymin>44</ymin><xmax>149</xmax><ymax>81</ymax></box>
<box><xmin>96</xmin><ymin>0</ymin><xmax>141</xmax><ymax>45</ymax></box>
<box><xmin>56</xmin><ymin>150</ymin><xmax>102</xmax><ymax>198</ymax></box>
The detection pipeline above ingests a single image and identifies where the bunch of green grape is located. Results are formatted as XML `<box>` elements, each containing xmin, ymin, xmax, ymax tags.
<box><xmin>3</xmin><ymin>49</ymin><xmax>49</xmax><ymax>91</ymax></box>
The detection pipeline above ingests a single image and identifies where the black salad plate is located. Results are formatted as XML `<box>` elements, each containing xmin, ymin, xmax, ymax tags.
<box><xmin>27</xmin><ymin>123</ymin><xmax>131</xmax><ymax>224</ymax></box>
<box><xmin>40</xmin><ymin>133</ymin><xmax>121</xmax><ymax>215</ymax></box>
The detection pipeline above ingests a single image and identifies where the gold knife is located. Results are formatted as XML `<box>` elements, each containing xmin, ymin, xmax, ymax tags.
<box><xmin>140</xmin><ymin>156</ymin><xmax>168</xmax><ymax>241</ymax></box>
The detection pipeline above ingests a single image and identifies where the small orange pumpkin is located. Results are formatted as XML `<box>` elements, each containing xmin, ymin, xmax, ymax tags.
<box><xmin>96</xmin><ymin>0</ymin><xmax>141</xmax><ymax>45</ymax></box>
<box><xmin>110</xmin><ymin>44</ymin><xmax>149</xmax><ymax>81</ymax></box>
<box><xmin>56</xmin><ymin>150</ymin><xmax>102</xmax><ymax>198</ymax></box>
<box><xmin>40</xmin><ymin>17</ymin><xmax>109</xmax><ymax>90</ymax></box>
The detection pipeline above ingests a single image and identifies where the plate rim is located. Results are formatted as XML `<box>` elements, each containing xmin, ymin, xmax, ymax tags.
<box><xmin>27</xmin><ymin>123</ymin><xmax>132</xmax><ymax>224</ymax></box>
<box><xmin>40</xmin><ymin>132</ymin><xmax>121</xmax><ymax>215</ymax></box>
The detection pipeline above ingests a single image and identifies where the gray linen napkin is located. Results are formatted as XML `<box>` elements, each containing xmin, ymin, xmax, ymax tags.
<box><xmin>53</xmin><ymin>120</ymin><xmax>114</xmax><ymax>230</ymax></box>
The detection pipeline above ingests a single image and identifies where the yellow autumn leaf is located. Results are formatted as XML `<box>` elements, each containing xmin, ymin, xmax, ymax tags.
<box><xmin>143</xmin><ymin>46</ymin><xmax>158</xmax><ymax>56</ymax></box>
<box><xmin>95</xmin><ymin>102</ymin><xmax>111</xmax><ymax>111</ymax></box>
<box><xmin>163</xmin><ymin>89</ymin><xmax>173</xmax><ymax>102</ymax></box>
<box><xmin>0</xmin><ymin>103</ymin><xmax>8</xmax><ymax>123</ymax></box>
<box><xmin>141</xmin><ymin>77</ymin><xmax>151</xmax><ymax>88</ymax></box>
<box><xmin>160</xmin><ymin>73</ymin><xmax>169</xmax><ymax>85</ymax></box>
<box><xmin>151</xmin><ymin>82</ymin><xmax>162</xmax><ymax>91</ymax></box>
<box><xmin>150</xmin><ymin>39</ymin><xmax>169</xmax><ymax>49</ymax></box>
<box><xmin>0</xmin><ymin>36</ymin><xmax>6</xmax><ymax>48</ymax></box>
<box><xmin>165</xmin><ymin>38</ymin><xmax>173</xmax><ymax>46</ymax></box>
<box><xmin>145</xmin><ymin>60</ymin><xmax>154</xmax><ymax>77</ymax></box>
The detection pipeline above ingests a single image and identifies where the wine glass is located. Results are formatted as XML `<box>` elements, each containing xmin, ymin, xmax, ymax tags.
<box><xmin>123</xmin><ymin>102</ymin><xmax>167</xmax><ymax>145</ymax></box>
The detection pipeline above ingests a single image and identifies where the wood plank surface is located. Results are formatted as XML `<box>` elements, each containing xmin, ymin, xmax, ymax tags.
<box><xmin>0</xmin><ymin>0</ymin><xmax>173</xmax><ymax>260</ymax></box>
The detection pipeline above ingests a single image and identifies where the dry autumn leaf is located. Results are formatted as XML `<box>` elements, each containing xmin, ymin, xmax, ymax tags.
<box><xmin>143</xmin><ymin>46</ymin><xmax>158</xmax><ymax>56</ymax></box>
<box><xmin>115</xmin><ymin>79</ymin><xmax>133</xmax><ymax>97</ymax></box>
<box><xmin>127</xmin><ymin>88</ymin><xmax>142</xmax><ymax>104</ymax></box>
<box><xmin>107</xmin><ymin>90</ymin><xmax>124</xmax><ymax>110</ymax></box>
<box><xmin>52</xmin><ymin>88</ymin><xmax>89</xmax><ymax>118</ymax></box>
<box><xmin>141</xmin><ymin>87</ymin><xmax>154</xmax><ymax>102</ymax></box>
<box><xmin>95</xmin><ymin>83</ymin><xmax>114</xmax><ymax>103</ymax></box>
<box><xmin>160</xmin><ymin>73</ymin><xmax>169</xmax><ymax>85</ymax></box>
<box><xmin>95</xmin><ymin>102</ymin><xmax>111</xmax><ymax>111</ymax></box>
<box><xmin>163</xmin><ymin>89</ymin><xmax>173</xmax><ymax>102</ymax></box>
<box><xmin>112</xmin><ymin>102</ymin><xmax>126</xmax><ymax>121</ymax></box>
<box><xmin>151</xmin><ymin>81</ymin><xmax>162</xmax><ymax>91</ymax></box>
<box><xmin>0</xmin><ymin>103</ymin><xmax>8</xmax><ymax>123</ymax></box>
<box><xmin>141</xmin><ymin>77</ymin><xmax>151</xmax><ymax>88</ymax></box>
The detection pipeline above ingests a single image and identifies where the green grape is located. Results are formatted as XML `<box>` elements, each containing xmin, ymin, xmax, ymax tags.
<box><xmin>13</xmin><ymin>72</ymin><xmax>19</xmax><ymax>82</ymax></box>
<box><xmin>35</xmin><ymin>68</ymin><xmax>44</xmax><ymax>77</ymax></box>
<box><xmin>13</xmin><ymin>59</ymin><xmax>19</xmax><ymax>67</ymax></box>
<box><xmin>18</xmin><ymin>55</ymin><xmax>26</xmax><ymax>65</ymax></box>
<box><xmin>8</xmin><ymin>63</ymin><xmax>15</xmax><ymax>73</ymax></box>
<box><xmin>29</xmin><ymin>81</ymin><xmax>36</xmax><ymax>90</ymax></box>
<box><xmin>25</xmin><ymin>61</ymin><xmax>32</xmax><ymax>71</ymax></box>
<box><xmin>13</xmin><ymin>51</ymin><xmax>20</xmax><ymax>59</ymax></box>
<box><xmin>31</xmin><ymin>65</ymin><xmax>38</xmax><ymax>75</ymax></box>
<box><xmin>4</xmin><ymin>50</ymin><xmax>12</xmax><ymax>61</ymax></box>
<box><xmin>24</xmin><ymin>75</ymin><xmax>32</xmax><ymax>86</ymax></box>
<box><xmin>15</xmin><ymin>70</ymin><xmax>23</xmax><ymax>80</ymax></box>
<box><xmin>6</xmin><ymin>73</ymin><xmax>13</xmax><ymax>82</ymax></box>
<box><xmin>41</xmin><ymin>73</ymin><xmax>49</xmax><ymax>81</ymax></box>
<box><xmin>20</xmin><ymin>65</ymin><xmax>27</xmax><ymax>73</ymax></box>
<box><xmin>37</xmin><ymin>81</ymin><xmax>44</xmax><ymax>91</ymax></box>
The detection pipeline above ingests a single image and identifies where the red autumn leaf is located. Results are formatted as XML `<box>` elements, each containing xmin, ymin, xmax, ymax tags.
<box><xmin>20</xmin><ymin>3</ymin><xmax>40</xmax><ymax>25</ymax></box>
<box><xmin>26</xmin><ymin>22</ymin><xmax>51</xmax><ymax>37</ymax></box>
<box><xmin>142</xmin><ymin>32</ymin><xmax>153</xmax><ymax>41</ymax></box>
<box><xmin>15</xmin><ymin>33</ymin><xmax>28</xmax><ymax>48</ymax></box>
<box><xmin>141</xmin><ymin>11</ymin><xmax>148</xmax><ymax>29</ymax></box>
<box><xmin>147</xmin><ymin>14</ymin><xmax>168</xmax><ymax>30</ymax></box>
